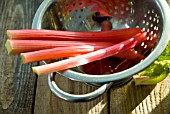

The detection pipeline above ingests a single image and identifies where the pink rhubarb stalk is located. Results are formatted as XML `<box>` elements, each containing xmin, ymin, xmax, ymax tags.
<box><xmin>113</xmin><ymin>49</ymin><xmax>145</xmax><ymax>60</ymax></box>
<box><xmin>21</xmin><ymin>45</ymin><xmax>109</xmax><ymax>64</ymax></box>
<box><xmin>5</xmin><ymin>39</ymin><xmax>114</xmax><ymax>54</ymax></box>
<box><xmin>7</xmin><ymin>28</ymin><xmax>142</xmax><ymax>42</ymax></box>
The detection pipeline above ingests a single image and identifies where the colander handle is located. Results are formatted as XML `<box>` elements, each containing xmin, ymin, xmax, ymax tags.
<box><xmin>48</xmin><ymin>72</ymin><xmax>113</xmax><ymax>102</ymax></box>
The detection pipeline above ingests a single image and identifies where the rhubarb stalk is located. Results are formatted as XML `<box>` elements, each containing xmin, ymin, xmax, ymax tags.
<box><xmin>21</xmin><ymin>45</ymin><xmax>109</xmax><ymax>64</ymax></box>
<box><xmin>5</xmin><ymin>39</ymin><xmax>114</xmax><ymax>54</ymax></box>
<box><xmin>113</xmin><ymin>49</ymin><xmax>145</xmax><ymax>60</ymax></box>
<box><xmin>7</xmin><ymin>28</ymin><xmax>142</xmax><ymax>42</ymax></box>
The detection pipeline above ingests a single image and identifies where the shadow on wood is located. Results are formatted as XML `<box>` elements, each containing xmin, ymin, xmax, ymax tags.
<box><xmin>110</xmin><ymin>80</ymin><xmax>156</xmax><ymax>114</ymax></box>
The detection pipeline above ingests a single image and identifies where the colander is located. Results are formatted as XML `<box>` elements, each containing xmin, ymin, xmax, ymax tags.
<box><xmin>32</xmin><ymin>0</ymin><xmax>170</xmax><ymax>102</ymax></box>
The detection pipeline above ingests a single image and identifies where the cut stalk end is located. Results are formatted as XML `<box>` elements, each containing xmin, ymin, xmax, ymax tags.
<box><xmin>7</xmin><ymin>30</ymin><xmax>11</xmax><ymax>38</ymax></box>
<box><xmin>32</xmin><ymin>67</ymin><xmax>40</xmax><ymax>76</ymax></box>
<box><xmin>5</xmin><ymin>40</ymin><xmax>12</xmax><ymax>54</ymax></box>
<box><xmin>20</xmin><ymin>53</ymin><xmax>26</xmax><ymax>64</ymax></box>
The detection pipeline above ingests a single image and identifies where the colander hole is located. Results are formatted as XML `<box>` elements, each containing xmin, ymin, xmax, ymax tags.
<box><xmin>150</xmin><ymin>24</ymin><xmax>153</xmax><ymax>28</ymax></box>
<box><xmin>114</xmin><ymin>6</ymin><xmax>118</xmax><ymax>10</ymax></box>
<box><xmin>142</xmin><ymin>28</ymin><xmax>146</xmax><ymax>31</ymax></box>
<box><xmin>141</xmin><ymin>42</ymin><xmax>145</xmax><ymax>47</ymax></box>
<box><xmin>144</xmin><ymin>14</ymin><xmax>147</xmax><ymax>17</ymax></box>
<box><xmin>64</xmin><ymin>17</ymin><xmax>66</xmax><ymax>21</ymax></box>
<box><xmin>114</xmin><ymin>12</ymin><xmax>118</xmax><ymax>15</ymax></box>
<box><xmin>110</xmin><ymin>70</ymin><xmax>114</xmax><ymax>73</ymax></box>
<box><xmin>151</xmin><ymin>10</ymin><xmax>155</xmax><ymax>13</ymax></box>
<box><xmin>58</xmin><ymin>12</ymin><xmax>61</xmax><ymax>15</ymax></box>
<box><xmin>150</xmin><ymin>31</ymin><xmax>154</xmax><ymax>35</ymax></box>
<box><xmin>126</xmin><ymin>7</ymin><xmax>129</xmax><ymax>11</ymax></box>
<box><xmin>147</xmin><ymin>10</ymin><xmax>151</xmax><ymax>14</ymax></box>
<box><xmin>142</xmin><ymin>20</ymin><xmax>146</xmax><ymax>24</ymax></box>
<box><xmin>119</xmin><ymin>19</ymin><xmax>123</xmax><ymax>23</ymax></box>
<box><xmin>147</xmin><ymin>28</ymin><xmax>150</xmax><ymax>32</ymax></box>
<box><xmin>120</xmin><ymin>11</ymin><xmax>124</xmax><ymax>15</ymax></box>
<box><xmin>121</xmin><ymin>4</ymin><xmax>125</xmax><ymax>7</ymax></box>
<box><xmin>113</xmin><ymin>19</ymin><xmax>118</xmax><ymax>24</ymax></box>
<box><xmin>147</xmin><ymin>36</ymin><xmax>150</xmax><ymax>40</ymax></box>
<box><xmin>80</xmin><ymin>9</ymin><xmax>83</xmax><ymax>12</ymax></box>
<box><xmin>154</xmin><ymin>33</ymin><xmax>157</xmax><ymax>37</ymax></box>
<box><xmin>155</xmin><ymin>13</ymin><xmax>158</xmax><ymax>17</ymax></box>
<box><xmin>149</xmin><ymin>16</ymin><xmax>152</xmax><ymax>20</ymax></box>
<box><xmin>72</xmin><ymin>3</ymin><xmax>76</xmax><ymax>6</ymax></box>
<box><xmin>128</xmin><ymin>1</ymin><xmax>132</xmax><ymax>5</ymax></box>
<box><xmin>146</xmin><ymin>22</ymin><xmax>149</xmax><ymax>26</ymax></box>
<box><xmin>109</xmin><ymin>3</ymin><xmax>113</xmax><ymax>6</ymax></box>
<box><xmin>62</xmin><ymin>12</ymin><xmax>65</xmax><ymax>16</ymax></box>
<box><xmin>125</xmin><ymin>18</ymin><xmax>129</xmax><ymax>22</ymax></box>
<box><xmin>79</xmin><ymin>2</ymin><xmax>82</xmax><ymax>5</ymax></box>
<box><xmin>144</xmin><ymin>45</ymin><xmax>148</xmax><ymax>49</ymax></box>
<box><xmin>150</xmin><ymin>37</ymin><xmax>153</xmax><ymax>41</ymax></box>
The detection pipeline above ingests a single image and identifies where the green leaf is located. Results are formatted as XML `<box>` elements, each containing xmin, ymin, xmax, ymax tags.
<box><xmin>134</xmin><ymin>41</ymin><xmax>170</xmax><ymax>85</ymax></box>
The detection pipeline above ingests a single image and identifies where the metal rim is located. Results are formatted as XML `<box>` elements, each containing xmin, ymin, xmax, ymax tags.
<box><xmin>32</xmin><ymin>0</ymin><xmax>170</xmax><ymax>83</ymax></box>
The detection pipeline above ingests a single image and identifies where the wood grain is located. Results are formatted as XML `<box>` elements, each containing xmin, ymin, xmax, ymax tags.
<box><xmin>0</xmin><ymin>0</ymin><xmax>43</xmax><ymax>114</ymax></box>
<box><xmin>110</xmin><ymin>76</ymin><xmax>170</xmax><ymax>114</ymax></box>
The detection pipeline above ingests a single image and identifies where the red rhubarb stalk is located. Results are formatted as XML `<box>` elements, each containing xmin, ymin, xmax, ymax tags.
<box><xmin>5</xmin><ymin>39</ymin><xmax>114</xmax><ymax>54</ymax></box>
<box><xmin>21</xmin><ymin>46</ymin><xmax>144</xmax><ymax>64</ymax></box>
<box><xmin>7</xmin><ymin>28</ymin><xmax>142</xmax><ymax>42</ymax></box>
<box><xmin>32</xmin><ymin>32</ymin><xmax>147</xmax><ymax>75</ymax></box>
<box><xmin>113</xmin><ymin>49</ymin><xmax>145</xmax><ymax>60</ymax></box>
<box><xmin>21</xmin><ymin>45</ymin><xmax>109</xmax><ymax>64</ymax></box>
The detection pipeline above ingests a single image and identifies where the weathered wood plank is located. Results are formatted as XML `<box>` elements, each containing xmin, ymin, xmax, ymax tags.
<box><xmin>34</xmin><ymin>74</ymin><xmax>109</xmax><ymax>114</ymax></box>
<box><xmin>0</xmin><ymin>0</ymin><xmax>43</xmax><ymax>114</ymax></box>
<box><xmin>110</xmin><ymin>76</ymin><xmax>170</xmax><ymax>114</ymax></box>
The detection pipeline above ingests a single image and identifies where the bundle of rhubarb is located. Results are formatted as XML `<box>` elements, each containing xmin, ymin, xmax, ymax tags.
<box><xmin>5</xmin><ymin>28</ymin><xmax>156</xmax><ymax>76</ymax></box>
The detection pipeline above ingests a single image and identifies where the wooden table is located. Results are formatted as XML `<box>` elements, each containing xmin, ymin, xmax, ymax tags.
<box><xmin>0</xmin><ymin>0</ymin><xmax>170</xmax><ymax>114</ymax></box>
